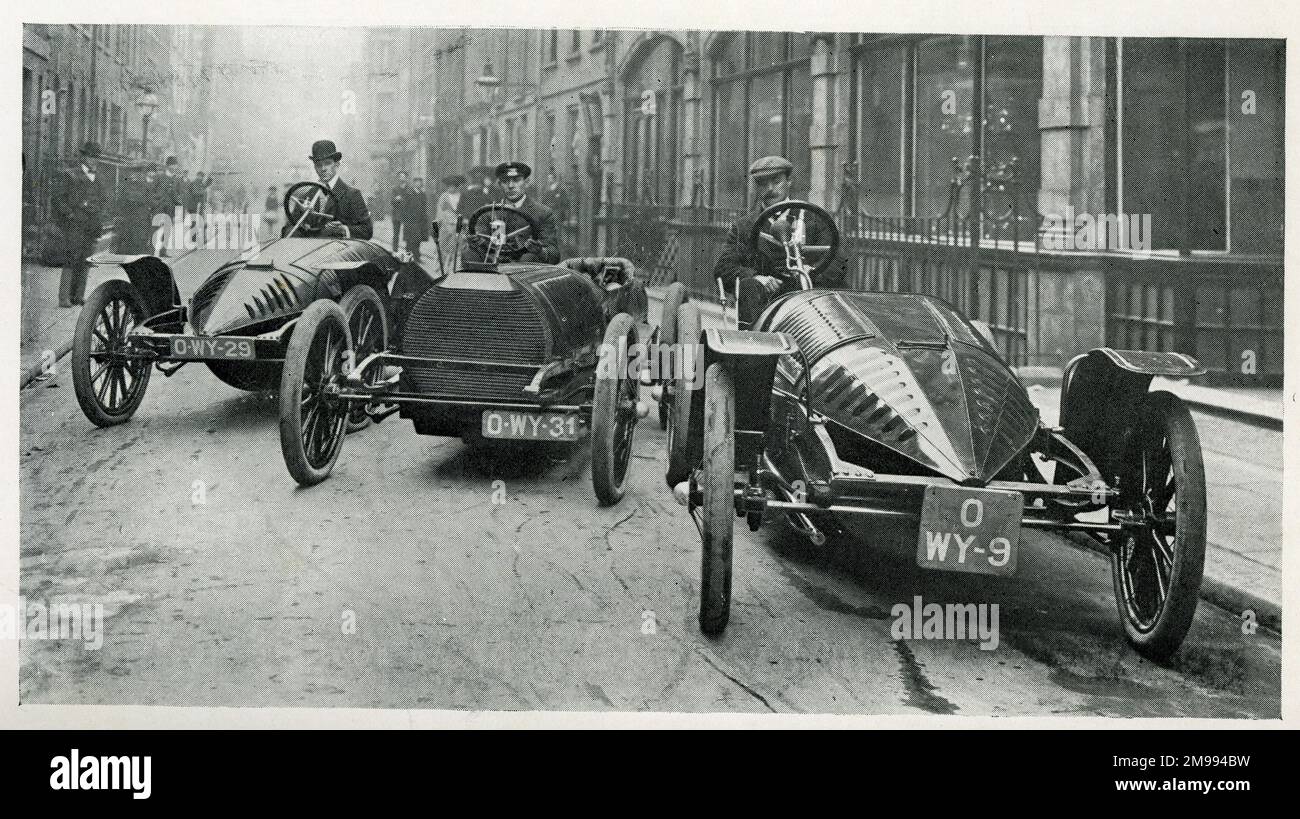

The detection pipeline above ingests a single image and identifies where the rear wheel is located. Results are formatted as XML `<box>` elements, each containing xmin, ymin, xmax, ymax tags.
<box><xmin>279</xmin><ymin>301</ymin><xmax>352</xmax><ymax>486</ymax></box>
<box><xmin>665</xmin><ymin>301</ymin><xmax>702</xmax><ymax>487</ymax></box>
<box><xmin>591</xmin><ymin>313</ymin><xmax>639</xmax><ymax>506</ymax></box>
<box><xmin>698</xmin><ymin>362</ymin><xmax>735</xmax><ymax>636</ymax></box>
<box><xmin>338</xmin><ymin>285</ymin><xmax>389</xmax><ymax>433</ymax></box>
<box><xmin>1111</xmin><ymin>391</ymin><xmax>1206</xmax><ymax>661</ymax></box>
<box><xmin>71</xmin><ymin>280</ymin><xmax>152</xmax><ymax>427</ymax></box>
<box><xmin>206</xmin><ymin>360</ymin><xmax>281</xmax><ymax>391</ymax></box>
<box><xmin>656</xmin><ymin>283</ymin><xmax>688</xmax><ymax>430</ymax></box>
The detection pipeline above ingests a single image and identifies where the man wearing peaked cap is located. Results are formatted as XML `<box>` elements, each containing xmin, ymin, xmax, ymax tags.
<box><xmin>285</xmin><ymin>139</ymin><xmax>372</xmax><ymax>239</ymax></box>
<box><xmin>462</xmin><ymin>160</ymin><xmax>560</xmax><ymax>264</ymax></box>
<box><xmin>713</xmin><ymin>154</ymin><xmax>847</xmax><ymax>329</ymax></box>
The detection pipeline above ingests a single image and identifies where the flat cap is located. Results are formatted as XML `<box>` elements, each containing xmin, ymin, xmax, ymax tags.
<box><xmin>495</xmin><ymin>161</ymin><xmax>532</xmax><ymax>180</ymax></box>
<box><xmin>748</xmin><ymin>155</ymin><xmax>794</xmax><ymax>177</ymax></box>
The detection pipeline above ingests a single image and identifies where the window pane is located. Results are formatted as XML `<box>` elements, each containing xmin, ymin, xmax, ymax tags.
<box><xmin>790</xmin><ymin>33</ymin><xmax>812</xmax><ymax>62</ymax></box>
<box><xmin>916</xmin><ymin>35</ymin><xmax>976</xmax><ymax>218</ymax></box>
<box><xmin>857</xmin><ymin>46</ymin><xmax>906</xmax><ymax>215</ymax></box>
<box><xmin>713</xmin><ymin>80</ymin><xmax>747</xmax><ymax>208</ymax></box>
<box><xmin>749</xmin><ymin>72</ymin><xmax>784</xmax><ymax>166</ymax></box>
<box><xmin>787</xmin><ymin>67</ymin><xmax>812</xmax><ymax>200</ymax></box>
<box><xmin>751</xmin><ymin>32</ymin><xmax>787</xmax><ymax>69</ymax></box>
<box><xmin>1186</xmin><ymin>40</ymin><xmax>1227</xmax><ymax>250</ymax></box>
<box><xmin>1228</xmin><ymin>39</ymin><xmax>1284</xmax><ymax>254</ymax></box>
<box><xmin>715</xmin><ymin>33</ymin><xmax>745</xmax><ymax>77</ymax></box>
<box><xmin>1121</xmin><ymin>39</ymin><xmax>1183</xmax><ymax>250</ymax></box>
<box><xmin>985</xmin><ymin>36</ymin><xmax>1042</xmax><ymax>230</ymax></box>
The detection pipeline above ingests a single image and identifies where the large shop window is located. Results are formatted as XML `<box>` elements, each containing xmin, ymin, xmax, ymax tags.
<box><xmin>1116</xmin><ymin>38</ymin><xmax>1283</xmax><ymax>254</ymax></box>
<box><xmin>851</xmin><ymin>36</ymin><xmax>1042</xmax><ymax>221</ymax></box>
<box><xmin>623</xmin><ymin>36</ymin><xmax>684</xmax><ymax>206</ymax></box>
<box><xmin>710</xmin><ymin>32</ymin><xmax>813</xmax><ymax>209</ymax></box>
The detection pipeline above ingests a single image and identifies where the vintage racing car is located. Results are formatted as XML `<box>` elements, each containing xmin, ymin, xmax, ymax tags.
<box><xmin>69</xmin><ymin>181</ymin><xmax>409</xmax><ymax>432</ymax></box>
<box><xmin>276</xmin><ymin>202</ymin><xmax>653</xmax><ymax>506</ymax></box>
<box><xmin>661</xmin><ymin>200</ymin><xmax>1208</xmax><ymax>660</ymax></box>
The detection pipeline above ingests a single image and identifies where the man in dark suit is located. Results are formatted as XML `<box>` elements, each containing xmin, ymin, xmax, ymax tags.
<box><xmin>714</xmin><ymin>155</ymin><xmax>847</xmax><ymax>329</ymax></box>
<box><xmin>284</xmin><ymin>140</ymin><xmax>373</xmax><ymax>240</ymax></box>
<box><xmin>462</xmin><ymin>161</ymin><xmax>560</xmax><ymax>264</ymax></box>
<box><xmin>405</xmin><ymin>176</ymin><xmax>430</xmax><ymax>261</ymax></box>
<box><xmin>455</xmin><ymin>165</ymin><xmax>495</xmax><ymax>227</ymax></box>
<box><xmin>389</xmin><ymin>171</ymin><xmax>411</xmax><ymax>251</ymax></box>
<box><xmin>54</xmin><ymin>142</ymin><xmax>108</xmax><ymax>306</ymax></box>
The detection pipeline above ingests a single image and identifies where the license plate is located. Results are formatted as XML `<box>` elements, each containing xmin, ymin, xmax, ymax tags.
<box><xmin>481</xmin><ymin>410</ymin><xmax>581</xmax><ymax>441</ymax></box>
<box><xmin>916</xmin><ymin>485</ymin><xmax>1022</xmax><ymax>576</ymax></box>
<box><xmin>169</xmin><ymin>336</ymin><xmax>255</xmax><ymax>360</ymax></box>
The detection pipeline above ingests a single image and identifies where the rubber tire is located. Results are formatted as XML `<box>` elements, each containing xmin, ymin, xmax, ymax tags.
<box><xmin>206</xmin><ymin>360</ymin><xmax>282</xmax><ymax>392</ymax></box>
<box><xmin>1111</xmin><ymin>391</ymin><xmax>1206</xmax><ymax>661</ymax></box>
<box><xmin>699</xmin><ymin>362</ymin><xmax>736</xmax><ymax>636</ymax></box>
<box><xmin>279</xmin><ymin>300</ymin><xmax>352</xmax><ymax>487</ymax></box>
<box><xmin>591</xmin><ymin>312</ymin><xmax>638</xmax><ymax>507</ymax></box>
<box><xmin>338</xmin><ymin>285</ymin><xmax>389</xmax><ymax>434</ymax></box>
<box><xmin>665</xmin><ymin>301</ymin><xmax>701</xmax><ymax>487</ymax></box>
<box><xmin>657</xmin><ymin>283</ymin><xmax>688</xmax><ymax>430</ymax></box>
<box><xmin>71</xmin><ymin>279</ymin><xmax>152</xmax><ymax>427</ymax></box>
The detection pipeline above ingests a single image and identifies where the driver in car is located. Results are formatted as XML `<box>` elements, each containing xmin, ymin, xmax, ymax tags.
<box><xmin>463</xmin><ymin>161</ymin><xmax>560</xmax><ymax>264</ymax></box>
<box><xmin>283</xmin><ymin>139</ymin><xmax>373</xmax><ymax>240</ymax></box>
<box><xmin>714</xmin><ymin>155</ymin><xmax>847</xmax><ymax>329</ymax></box>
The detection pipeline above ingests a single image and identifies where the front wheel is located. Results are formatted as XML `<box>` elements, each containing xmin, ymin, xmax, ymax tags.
<box><xmin>279</xmin><ymin>301</ymin><xmax>352</xmax><ymax>486</ymax></box>
<box><xmin>665</xmin><ymin>301</ymin><xmax>702</xmax><ymax>487</ymax></box>
<box><xmin>338</xmin><ymin>285</ymin><xmax>389</xmax><ymax>433</ymax></box>
<box><xmin>698</xmin><ymin>362</ymin><xmax>735</xmax><ymax>636</ymax></box>
<box><xmin>656</xmin><ymin>283</ymin><xmax>688</xmax><ymax>430</ymax></box>
<box><xmin>71</xmin><ymin>280</ymin><xmax>152</xmax><ymax>427</ymax></box>
<box><xmin>591</xmin><ymin>313</ymin><xmax>639</xmax><ymax>506</ymax></box>
<box><xmin>1111</xmin><ymin>391</ymin><xmax>1206</xmax><ymax>661</ymax></box>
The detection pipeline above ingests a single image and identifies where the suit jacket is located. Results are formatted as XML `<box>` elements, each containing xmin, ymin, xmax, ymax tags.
<box><xmin>406</xmin><ymin>188</ymin><xmax>430</xmax><ymax>241</ymax></box>
<box><xmin>713</xmin><ymin>204</ymin><xmax>847</xmax><ymax>289</ymax></box>
<box><xmin>282</xmin><ymin>178</ymin><xmax>373</xmax><ymax>240</ymax></box>
<box><xmin>391</xmin><ymin>184</ymin><xmax>411</xmax><ymax>224</ymax></box>
<box><xmin>151</xmin><ymin>173</ymin><xmax>186</xmax><ymax>218</ymax></box>
<box><xmin>456</xmin><ymin>185</ymin><xmax>494</xmax><ymax>222</ymax></box>
<box><xmin>53</xmin><ymin>166</ymin><xmax>106</xmax><ymax>235</ymax></box>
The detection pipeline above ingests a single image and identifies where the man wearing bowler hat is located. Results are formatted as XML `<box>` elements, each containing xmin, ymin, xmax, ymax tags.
<box><xmin>285</xmin><ymin>139</ymin><xmax>372</xmax><ymax>240</ymax></box>
<box><xmin>463</xmin><ymin>161</ymin><xmax>559</xmax><ymax>264</ymax></box>
<box><xmin>54</xmin><ymin>142</ymin><xmax>107</xmax><ymax>307</ymax></box>
<box><xmin>713</xmin><ymin>155</ymin><xmax>847</xmax><ymax>329</ymax></box>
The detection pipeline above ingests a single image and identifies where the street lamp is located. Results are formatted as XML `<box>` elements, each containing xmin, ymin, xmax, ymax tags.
<box><xmin>135</xmin><ymin>91</ymin><xmax>158</xmax><ymax>160</ymax></box>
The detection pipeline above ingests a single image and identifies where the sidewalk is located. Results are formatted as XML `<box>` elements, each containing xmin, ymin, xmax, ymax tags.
<box><xmin>646</xmin><ymin>285</ymin><xmax>1282</xmax><ymax>632</ymax></box>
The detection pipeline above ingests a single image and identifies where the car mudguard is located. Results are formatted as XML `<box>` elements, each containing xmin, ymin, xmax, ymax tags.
<box><xmin>686</xmin><ymin>328</ymin><xmax>797</xmax><ymax>458</ymax></box>
<box><xmin>1059</xmin><ymin>347</ymin><xmax>1205</xmax><ymax>484</ymax></box>
<box><xmin>90</xmin><ymin>254</ymin><xmax>181</xmax><ymax>319</ymax></box>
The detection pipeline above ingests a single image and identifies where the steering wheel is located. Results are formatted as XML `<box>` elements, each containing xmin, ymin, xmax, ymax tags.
<box><xmin>466</xmin><ymin>203</ymin><xmax>541</xmax><ymax>263</ymax></box>
<box><xmin>748</xmin><ymin>200</ymin><xmax>841</xmax><ymax>280</ymax></box>
<box><xmin>283</xmin><ymin>181</ymin><xmax>334</xmax><ymax>236</ymax></box>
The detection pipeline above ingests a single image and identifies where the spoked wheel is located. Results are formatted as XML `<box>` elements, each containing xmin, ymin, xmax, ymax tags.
<box><xmin>591</xmin><ymin>313</ymin><xmax>640</xmax><ymax>506</ymax></box>
<box><xmin>279</xmin><ymin>301</ymin><xmax>352</xmax><ymax>486</ymax></box>
<box><xmin>71</xmin><ymin>280</ymin><xmax>153</xmax><ymax>427</ymax></box>
<box><xmin>698</xmin><ymin>362</ymin><xmax>735</xmax><ymax>636</ymax></box>
<box><xmin>338</xmin><ymin>285</ymin><xmax>389</xmax><ymax>433</ymax></box>
<box><xmin>656</xmin><ymin>283</ymin><xmax>688</xmax><ymax>430</ymax></box>
<box><xmin>1111</xmin><ymin>391</ymin><xmax>1206</xmax><ymax>661</ymax></box>
<box><xmin>665</xmin><ymin>301</ymin><xmax>701</xmax><ymax>487</ymax></box>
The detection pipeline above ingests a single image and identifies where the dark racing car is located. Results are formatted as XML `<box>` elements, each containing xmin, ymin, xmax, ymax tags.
<box><xmin>69</xmin><ymin>181</ymin><xmax>410</xmax><ymax>432</ymax></box>
<box><xmin>661</xmin><ymin>200</ymin><xmax>1208</xmax><ymax>660</ymax></box>
<box><xmin>275</xmin><ymin>202</ymin><xmax>654</xmax><ymax>506</ymax></box>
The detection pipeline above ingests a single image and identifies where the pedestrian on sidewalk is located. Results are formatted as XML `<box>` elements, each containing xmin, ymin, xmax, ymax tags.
<box><xmin>406</xmin><ymin>176</ymin><xmax>430</xmax><ymax>262</ymax></box>
<box><xmin>390</xmin><ymin>171</ymin><xmax>411</xmax><ymax>252</ymax></box>
<box><xmin>113</xmin><ymin>162</ymin><xmax>155</xmax><ymax>256</ymax></box>
<box><xmin>436</xmin><ymin>174</ymin><xmax>465</xmax><ymax>272</ymax></box>
<box><xmin>54</xmin><ymin>142</ymin><xmax>107</xmax><ymax>307</ymax></box>
<box><xmin>263</xmin><ymin>185</ymin><xmax>280</xmax><ymax>242</ymax></box>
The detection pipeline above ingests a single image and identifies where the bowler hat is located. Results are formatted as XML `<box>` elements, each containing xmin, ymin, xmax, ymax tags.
<box><xmin>79</xmin><ymin>141</ymin><xmax>101</xmax><ymax>158</ymax></box>
<box><xmin>495</xmin><ymin>161</ymin><xmax>531</xmax><ymax>180</ymax></box>
<box><xmin>748</xmin><ymin>155</ymin><xmax>794</xmax><ymax>178</ymax></box>
<box><xmin>309</xmin><ymin>140</ymin><xmax>343</xmax><ymax>162</ymax></box>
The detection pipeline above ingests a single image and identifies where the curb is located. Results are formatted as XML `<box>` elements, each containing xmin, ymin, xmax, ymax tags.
<box><xmin>20</xmin><ymin>338</ymin><xmax>74</xmax><ymax>390</ymax></box>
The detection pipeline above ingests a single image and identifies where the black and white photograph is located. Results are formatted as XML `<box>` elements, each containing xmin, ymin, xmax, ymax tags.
<box><xmin>6</xmin><ymin>2</ymin><xmax>1291</xmax><ymax>727</ymax></box>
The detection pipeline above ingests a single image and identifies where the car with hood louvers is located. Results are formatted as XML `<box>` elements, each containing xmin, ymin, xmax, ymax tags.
<box><xmin>274</xmin><ymin>202</ymin><xmax>653</xmax><ymax>506</ymax></box>
<box><xmin>661</xmin><ymin>200</ymin><xmax>1208</xmax><ymax>661</ymax></box>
